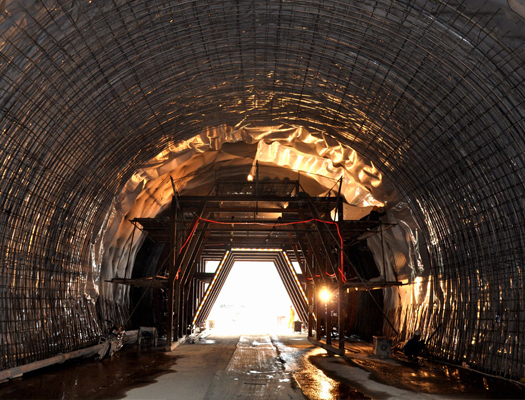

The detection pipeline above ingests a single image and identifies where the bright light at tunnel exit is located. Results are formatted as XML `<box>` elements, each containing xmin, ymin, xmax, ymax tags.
<box><xmin>207</xmin><ymin>261</ymin><xmax>295</xmax><ymax>334</ymax></box>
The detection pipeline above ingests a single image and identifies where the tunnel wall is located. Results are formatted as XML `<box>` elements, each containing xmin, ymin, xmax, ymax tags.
<box><xmin>0</xmin><ymin>0</ymin><xmax>524</xmax><ymax>379</ymax></box>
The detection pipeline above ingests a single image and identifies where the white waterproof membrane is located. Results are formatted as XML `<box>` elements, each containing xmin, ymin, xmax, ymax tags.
<box><xmin>93</xmin><ymin>124</ymin><xmax>425</xmax><ymax>320</ymax></box>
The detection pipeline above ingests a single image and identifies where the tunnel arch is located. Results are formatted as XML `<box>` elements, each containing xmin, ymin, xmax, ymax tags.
<box><xmin>0</xmin><ymin>0</ymin><xmax>524</xmax><ymax>379</ymax></box>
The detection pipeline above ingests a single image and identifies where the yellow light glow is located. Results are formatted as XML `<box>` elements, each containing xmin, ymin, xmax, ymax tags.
<box><xmin>247</xmin><ymin>174</ymin><xmax>253</xmax><ymax>181</ymax></box>
<box><xmin>320</xmin><ymin>288</ymin><xmax>330</xmax><ymax>302</ymax></box>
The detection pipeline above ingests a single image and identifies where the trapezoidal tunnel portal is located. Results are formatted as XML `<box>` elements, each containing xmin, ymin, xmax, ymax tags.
<box><xmin>1</xmin><ymin>1</ymin><xmax>525</xmax><ymax>399</ymax></box>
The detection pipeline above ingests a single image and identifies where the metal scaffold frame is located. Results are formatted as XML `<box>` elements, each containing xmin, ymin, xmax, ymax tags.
<box><xmin>110</xmin><ymin>174</ymin><xmax>400</xmax><ymax>353</ymax></box>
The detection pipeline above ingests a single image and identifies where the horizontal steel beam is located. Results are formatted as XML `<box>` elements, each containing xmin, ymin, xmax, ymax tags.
<box><xmin>178</xmin><ymin>195</ymin><xmax>340</xmax><ymax>203</ymax></box>
<box><xmin>344</xmin><ymin>281</ymin><xmax>406</xmax><ymax>291</ymax></box>
<box><xmin>195</xmin><ymin>226</ymin><xmax>317</xmax><ymax>232</ymax></box>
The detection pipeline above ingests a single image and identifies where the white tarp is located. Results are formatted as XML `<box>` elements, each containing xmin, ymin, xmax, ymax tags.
<box><xmin>89</xmin><ymin>124</ymin><xmax>427</xmax><ymax>312</ymax></box>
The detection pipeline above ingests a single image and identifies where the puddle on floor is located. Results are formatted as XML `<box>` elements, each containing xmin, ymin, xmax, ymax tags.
<box><xmin>0</xmin><ymin>346</ymin><xmax>179</xmax><ymax>399</ymax></box>
<box><xmin>349</xmin><ymin>354</ymin><xmax>525</xmax><ymax>399</ymax></box>
<box><xmin>307</xmin><ymin>348</ymin><xmax>525</xmax><ymax>400</ymax></box>
<box><xmin>293</xmin><ymin>348</ymin><xmax>370</xmax><ymax>400</ymax></box>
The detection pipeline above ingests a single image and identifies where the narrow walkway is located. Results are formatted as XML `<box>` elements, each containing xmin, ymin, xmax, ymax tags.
<box><xmin>201</xmin><ymin>334</ymin><xmax>305</xmax><ymax>399</ymax></box>
<box><xmin>124</xmin><ymin>333</ymin><xmax>307</xmax><ymax>400</ymax></box>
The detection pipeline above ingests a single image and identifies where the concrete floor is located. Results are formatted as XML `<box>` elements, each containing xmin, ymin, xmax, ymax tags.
<box><xmin>1</xmin><ymin>331</ymin><xmax>525</xmax><ymax>399</ymax></box>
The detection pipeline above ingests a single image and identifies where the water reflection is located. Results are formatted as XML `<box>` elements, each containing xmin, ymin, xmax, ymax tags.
<box><xmin>0</xmin><ymin>346</ymin><xmax>177</xmax><ymax>400</ymax></box>
<box><xmin>319</xmin><ymin>380</ymin><xmax>332</xmax><ymax>399</ymax></box>
<box><xmin>293</xmin><ymin>348</ymin><xmax>368</xmax><ymax>400</ymax></box>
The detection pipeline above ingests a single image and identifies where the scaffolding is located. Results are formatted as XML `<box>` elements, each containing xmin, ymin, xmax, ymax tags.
<box><xmin>111</xmin><ymin>174</ymin><xmax>399</xmax><ymax>354</ymax></box>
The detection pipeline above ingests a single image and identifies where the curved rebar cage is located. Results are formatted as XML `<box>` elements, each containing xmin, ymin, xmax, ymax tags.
<box><xmin>0</xmin><ymin>0</ymin><xmax>524</xmax><ymax>379</ymax></box>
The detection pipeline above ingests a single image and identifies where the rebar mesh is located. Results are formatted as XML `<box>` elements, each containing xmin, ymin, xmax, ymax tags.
<box><xmin>0</xmin><ymin>0</ymin><xmax>524</xmax><ymax>378</ymax></box>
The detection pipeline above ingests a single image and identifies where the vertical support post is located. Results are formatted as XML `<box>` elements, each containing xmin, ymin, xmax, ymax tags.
<box><xmin>255</xmin><ymin>160</ymin><xmax>259</xmax><ymax>195</ymax></box>
<box><xmin>255</xmin><ymin>160</ymin><xmax>259</xmax><ymax>215</ymax></box>
<box><xmin>326</xmin><ymin>285</ymin><xmax>332</xmax><ymax>346</ymax></box>
<box><xmin>188</xmin><ymin>281</ymin><xmax>195</xmax><ymax>333</ymax></box>
<box><xmin>308</xmin><ymin>283</ymin><xmax>313</xmax><ymax>338</ymax></box>
<box><xmin>338</xmin><ymin>282</ymin><xmax>345</xmax><ymax>353</ymax></box>
<box><xmin>337</xmin><ymin>176</ymin><xmax>343</xmax><ymax>222</ymax></box>
<box><xmin>336</xmin><ymin>176</ymin><xmax>345</xmax><ymax>353</ymax></box>
<box><xmin>166</xmin><ymin>196</ymin><xmax>179</xmax><ymax>347</ymax></box>
<box><xmin>180</xmin><ymin>286</ymin><xmax>187</xmax><ymax>337</ymax></box>
<box><xmin>316</xmin><ymin>289</ymin><xmax>321</xmax><ymax>341</ymax></box>
<box><xmin>173</xmin><ymin>274</ymin><xmax>181</xmax><ymax>342</ymax></box>
<box><xmin>382</xmin><ymin>223</ymin><xmax>386</xmax><ymax>283</ymax></box>
<box><xmin>167</xmin><ymin>279</ymin><xmax>174</xmax><ymax>347</ymax></box>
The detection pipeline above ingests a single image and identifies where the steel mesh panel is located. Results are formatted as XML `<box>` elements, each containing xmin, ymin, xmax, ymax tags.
<box><xmin>0</xmin><ymin>0</ymin><xmax>523</xmax><ymax>377</ymax></box>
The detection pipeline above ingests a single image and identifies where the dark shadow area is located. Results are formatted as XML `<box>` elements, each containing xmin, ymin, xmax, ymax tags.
<box><xmin>130</xmin><ymin>240</ymin><xmax>167</xmax><ymax>332</ymax></box>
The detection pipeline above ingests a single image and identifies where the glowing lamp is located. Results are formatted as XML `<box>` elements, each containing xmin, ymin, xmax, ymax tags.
<box><xmin>320</xmin><ymin>288</ymin><xmax>330</xmax><ymax>302</ymax></box>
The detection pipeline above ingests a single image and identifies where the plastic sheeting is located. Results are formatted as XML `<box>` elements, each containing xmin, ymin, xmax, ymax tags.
<box><xmin>93</xmin><ymin>124</ymin><xmax>425</xmax><ymax>332</ymax></box>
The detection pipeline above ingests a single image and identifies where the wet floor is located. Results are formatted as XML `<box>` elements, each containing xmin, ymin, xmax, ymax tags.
<box><xmin>0</xmin><ymin>345</ymin><xmax>178</xmax><ymax>399</ymax></box>
<box><xmin>292</xmin><ymin>348</ymin><xmax>370</xmax><ymax>400</ymax></box>
<box><xmin>1</xmin><ymin>333</ymin><xmax>525</xmax><ymax>399</ymax></box>
<box><xmin>199</xmin><ymin>333</ymin><xmax>305</xmax><ymax>399</ymax></box>
<box><xmin>308</xmin><ymin>346</ymin><xmax>525</xmax><ymax>399</ymax></box>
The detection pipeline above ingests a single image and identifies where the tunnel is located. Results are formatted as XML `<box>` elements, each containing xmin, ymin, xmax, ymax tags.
<box><xmin>1</xmin><ymin>0</ymin><xmax>525</xmax><ymax>397</ymax></box>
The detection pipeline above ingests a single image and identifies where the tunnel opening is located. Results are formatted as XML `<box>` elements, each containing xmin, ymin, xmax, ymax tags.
<box><xmin>206</xmin><ymin>261</ymin><xmax>296</xmax><ymax>334</ymax></box>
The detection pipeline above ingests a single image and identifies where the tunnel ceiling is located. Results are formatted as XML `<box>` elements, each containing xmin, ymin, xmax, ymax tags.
<box><xmin>1</xmin><ymin>0</ymin><xmax>523</xmax><ymax>271</ymax></box>
<box><xmin>1</xmin><ymin>0</ymin><xmax>525</xmax><ymax>373</ymax></box>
